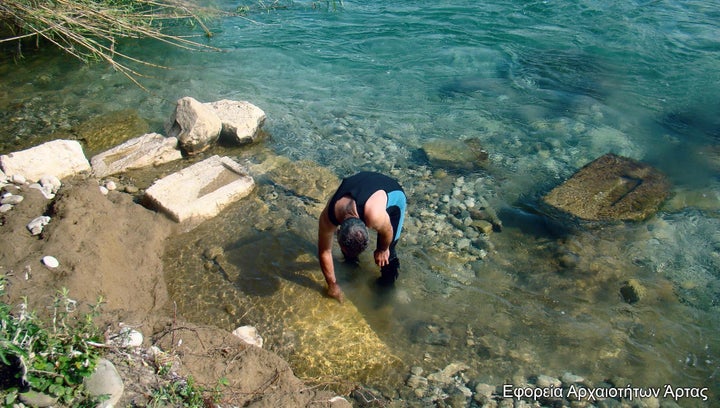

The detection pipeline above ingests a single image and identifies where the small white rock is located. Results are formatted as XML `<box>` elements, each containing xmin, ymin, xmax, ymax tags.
<box><xmin>27</xmin><ymin>216</ymin><xmax>51</xmax><ymax>235</ymax></box>
<box><xmin>561</xmin><ymin>372</ymin><xmax>585</xmax><ymax>385</ymax></box>
<box><xmin>99</xmin><ymin>185</ymin><xmax>109</xmax><ymax>195</ymax></box>
<box><xmin>11</xmin><ymin>174</ymin><xmax>27</xmax><ymax>185</ymax></box>
<box><xmin>39</xmin><ymin>175</ymin><xmax>61</xmax><ymax>193</ymax></box>
<box><xmin>0</xmin><ymin>204</ymin><xmax>13</xmax><ymax>213</ymax></box>
<box><xmin>113</xmin><ymin>328</ymin><xmax>143</xmax><ymax>347</ymax></box>
<box><xmin>104</xmin><ymin>180</ymin><xmax>117</xmax><ymax>191</ymax></box>
<box><xmin>29</xmin><ymin>183</ymin><xmax>55</xmax><ymax>199</ymax></box>
<box><xmin>0</xmin><ymin>194</ymin><xmax>23</xmax><ymax>205</ymax></box>
<box><xmin>42</xmin><ymin>256</ymin><xmax>59</xmax><ymax>268</ymax></box>
<box><xmin>232</xmin><ymin>325</ymin><xmax>264</xmax><ymax>348</ymax></box>
<box><xmin>536</xmin><ymin>374</ymin><xmax>561</xmax><ymax>388</ymax></box>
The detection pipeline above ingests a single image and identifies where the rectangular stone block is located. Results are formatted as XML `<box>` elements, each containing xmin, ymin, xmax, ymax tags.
<box><xmin>144</xmin><ymin>155</ymin><xmax>255</xmax><ymax>223</ymax></box>
<box><xmin>91</xmin><ymin>133</ymin><xmax>183</xmax><ymax>178</ymax></box>
<box><xmin>542</xmin><ymin>153</ymin><xmax>669</xmax><ymax>222</ymax></box>
<box><xmin>0</xmin><ymin>139</ymin><xmax>91</xmax><ymax>182</ymax></box>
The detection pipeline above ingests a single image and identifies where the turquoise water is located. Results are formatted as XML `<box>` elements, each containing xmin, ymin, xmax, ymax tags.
<box><xmin>2</xmin><ymin>0</ymin><xmax>720</xmax><ymax>404</ymax></box>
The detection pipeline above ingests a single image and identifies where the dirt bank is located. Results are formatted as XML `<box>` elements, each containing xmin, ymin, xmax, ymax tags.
<box><xmin>0</xmin><ymin>175</ymin><xmax>344</xmax><ymax>407</ymax></box>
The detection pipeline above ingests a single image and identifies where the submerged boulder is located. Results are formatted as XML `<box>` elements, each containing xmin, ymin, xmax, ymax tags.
<box><xmin>541</xmin><ymin>153</ymin><xmax>670</xmax><ymax>222</ymax></box>
<box><xmin>421</xmin><ymin>138</ymin><xmax>489</xmax><ymax>170</ymax></box>
<box><xmin>73</xmin><ymin>109</ymin><xmax>151</xmax><ymax>156</ymax></box>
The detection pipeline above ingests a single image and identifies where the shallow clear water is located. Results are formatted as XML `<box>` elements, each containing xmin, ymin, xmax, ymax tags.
<box><xmin>2</xmin><ymin>0</ymin><xmax>720</xmax><ymax>404</ymax></box>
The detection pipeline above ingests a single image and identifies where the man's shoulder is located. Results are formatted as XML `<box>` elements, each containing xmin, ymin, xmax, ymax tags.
<box><xmin>364</xmin><ymin>191</ymin><xmax>389</xmax><ymax>216</ymax></box>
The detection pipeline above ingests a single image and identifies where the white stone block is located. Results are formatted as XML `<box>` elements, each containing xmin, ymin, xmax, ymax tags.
<box><xmin>166</xmin><ymin>97</ymin><xmax>222</xmax><ymax>155</ymax></box>
<box><xmin>144</xmin><ymin>155</ymin><xmax>254</xmax><ymax>223</ymax></box>
<box><xmin>91</xmin><ymin>133</ymin><xmax>182</xmax><ymax>178</ymax></box>
<box><xmin>205</xmin><ymin>99</ymin><xmax>266</xmax><ymax>145</ymax></box>
<box><xmin>0</xmin><ymin>140</ymin><xmax>91</xmax><ymax>182</ymax></box>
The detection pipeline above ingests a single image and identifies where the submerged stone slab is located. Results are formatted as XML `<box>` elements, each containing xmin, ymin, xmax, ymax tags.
<box><xmin>216</xmin><ymin>245</ymin><xmax>402</xmax><ymax>384</ymax></box>
<box><xmin>542</xmin><ymin>153</ymin><xmax>670</xmax><ymax>222</ymax></box>
<box><xmin>279</xmin><ymin>274</ymin><xmax>402</xmax><ymax>384</ymax></box>
<box><xmin>0</xmin><ymin>139</ymin><xmax>91</xmax><ymax>182</ymax></box>
<box><xmin>75</xmin><ymin>109</ymin><xmax>151</xmax><ymax>155</ymax></box>
<box><xmin>144</xmin><ymin>155</ymin><xmax>255</xmax><ymax>223</ymax></box>
<box><xmin>91</xmin><ymin>133</ymin><xmax>183</xmax><ymax>178</ymax></box>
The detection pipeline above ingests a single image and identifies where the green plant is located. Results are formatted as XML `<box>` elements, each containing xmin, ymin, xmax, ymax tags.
<box><xmin>148</xmin><ymin>375</ymin><xmax>208</xmax><ymax>408</ymax></box>
<box><xmin>0</xmin><ymin>276</ymin><xmax>106</xmax><ymax>406</ymax></box>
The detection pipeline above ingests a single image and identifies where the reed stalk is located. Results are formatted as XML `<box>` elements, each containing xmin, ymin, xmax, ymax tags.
<box><xmin>0</xmin><ymin>0</ymin><xmax>224</xmax><ymax>89</ymax></box>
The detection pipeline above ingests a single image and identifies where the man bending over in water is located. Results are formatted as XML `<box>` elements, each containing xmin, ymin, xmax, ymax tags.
<box><xmin>318</xmin><ymin>171</ymin><xmax>407</xmax><ymax>302</ymax></box>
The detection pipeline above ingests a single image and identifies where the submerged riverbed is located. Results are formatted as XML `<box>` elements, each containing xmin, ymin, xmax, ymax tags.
<box><xmin>2</xmin><ymin>0</ymin><xmax>719</xmax><ymax>405</ymax></box>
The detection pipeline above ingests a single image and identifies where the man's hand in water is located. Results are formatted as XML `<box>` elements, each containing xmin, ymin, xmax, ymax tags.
<box><xmin>327</xmin><ymin>282</ymin><xmax>344</xmax><ymax>303</ymax></box>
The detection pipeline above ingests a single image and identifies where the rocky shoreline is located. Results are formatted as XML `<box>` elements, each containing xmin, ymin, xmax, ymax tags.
<box><xmin>1</xmin><ymin>95</ymin><xmax>706</xmax><ymax>407</ymax></box>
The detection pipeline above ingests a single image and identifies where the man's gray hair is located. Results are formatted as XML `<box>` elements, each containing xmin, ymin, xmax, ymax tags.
<box><xmin>337</xmin><ymin>217</ymin><xmax>369</xmax><ymax>258</ymax></box>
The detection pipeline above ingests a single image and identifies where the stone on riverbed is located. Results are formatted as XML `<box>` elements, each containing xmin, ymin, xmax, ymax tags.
<box><xmin>144</xmin><ymin>155</ymin><xmax>255</xmax><ymax>224</ymax></box>
<box><xmin>72</xmin><ymin>109</ymin><xmax>151</xmax><ymax>155</ymax></box>
<box><xmin>0</xmin><ymin>139</ymin><xmax>91</xmax><ymax>182</ymax></box>
<box><xmin>90</xmin><ymin>132</ymin><xmax>183</xmax><ymax>178</ymax></box>
<box><xmin>541</xmin><ymin>153</ymin><xmax>670</xmax><ymax>222</ymax></box>
<box><xmin>205</xmin><ymin>99</ymin><xmax>266</xmax><ymax>145</ymax></box>
<box><xmin>421</xmin><ymin>137</ymin><xmax>489</xmax><ymax>170</ymax></box>
<box><xmin>166</xmin><ymin>96</ymin><xmax>222</xmax><ymax>155</ymax></box>
<box><xmin>271</xmin><ymin>267</ymin><xmax>401</xmax><ymax>384</ymax></box>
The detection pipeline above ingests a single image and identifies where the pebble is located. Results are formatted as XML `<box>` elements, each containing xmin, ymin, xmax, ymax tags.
<box><xmin>232</xmin><ymin>325</ymin><xmax>264</xmax><ymax>348</ymax></box>
<box><xmin>474</xmin><ymin>383</ymin><xmax>495</xmax><ymax>398</ymax></box>
<box><xmin>113</xmin><ymin>328</ymin><xmax>143</xmax><ymax>347</ymax></box>
<box><xmin>105</xmin><ymin>180</ymin><xmax>117</xmax><ymax>191</ymax></box>
<box><xmin>27</xmin><ymin>216</ymin><xmax>51</xmax><ymax>235</ymax></box>
<box><xmin>41</xmin><ymin>255</ymin><xmax>59</xmax><ymax>268</ymax></box>
<box><xmin>29</xmin><ymin>183</ymin><xmax>55</xmax><ymax>199</ymax></box>
<box><xmin>406</xmin><ymin>374</ymin><xmax>428</xmax><ymax>389</ymax></box>
<box><xmin>0</xmin><ymin>194</ymin><xmax>23</xmax><ymax>205</ymax></box>
<box><xmin>39</xmin><ymin>175</ymin><xmax>61</xmax><ymax>193</ymax></box>
<box><xmin>19</xmin><ymin>389</ymin><xmax>58</xmax><ymax>407</ymax></box>
<box><xmin>11</xmin><ymin>174</ymin><xmax>26</xmax><ymax>184</ymax></box>
<box><xmin>561</xmin><ymin>371</ymin><xmax>585</xmax><ymax>385</ymax></box>
<box><xmin>0</xmin><ymin>203</ymin><xmax>12</xmax><ymax>213</ymax></box>
<box><xmin>535</xmin><ymin>374</ymin><xmax>561</xmax><ymax>388</ymax></box>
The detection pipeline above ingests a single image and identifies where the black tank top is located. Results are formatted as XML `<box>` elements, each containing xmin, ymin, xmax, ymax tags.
<box><xmin>327</xmin><ymin>172</ymin><xmax>403</xmax><ymax>226</ymax></box>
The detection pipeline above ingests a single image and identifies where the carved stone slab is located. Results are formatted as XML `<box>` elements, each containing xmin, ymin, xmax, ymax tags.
<box><xmin>542</xmin><ymin>153</ymin><xmax>670</xmax><ymax>221</ymax></box>
<box><xmin>144</xmin><ymin>155</ymin><xmax>255</xmax><ymax>224</ymax></box>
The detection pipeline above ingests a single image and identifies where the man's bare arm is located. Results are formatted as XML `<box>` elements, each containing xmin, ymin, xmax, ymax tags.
<box><xmin>318</xmin><ymin>206</ymin><xmax>343</xmax><ymax>302</ymax></box>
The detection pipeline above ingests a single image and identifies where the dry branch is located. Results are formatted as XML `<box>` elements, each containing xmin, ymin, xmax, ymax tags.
<box><xmin>0</xmin><ymin>0</ymin><xmax>226</xmax><ymax>89</ymax></box>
